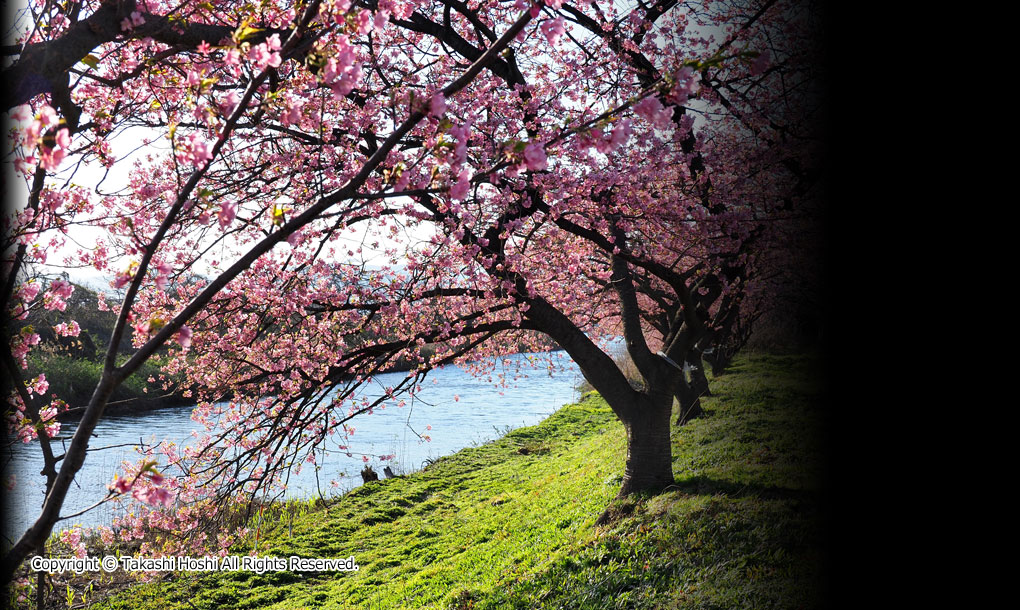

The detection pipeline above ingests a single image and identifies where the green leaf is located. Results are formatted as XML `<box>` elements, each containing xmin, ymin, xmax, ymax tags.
<box><xmin>235</xmin><ymin>25</ymin><xmax>264</xmax><ymax>43</ymax></box>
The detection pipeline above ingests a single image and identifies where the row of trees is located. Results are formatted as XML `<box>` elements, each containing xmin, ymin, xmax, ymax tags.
<box><xmin>2</xmin><ymin>0</ymin><xmax>824</xmax><ymax>586</ymax></box>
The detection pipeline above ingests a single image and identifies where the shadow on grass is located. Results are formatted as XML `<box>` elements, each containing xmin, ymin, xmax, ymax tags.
<box><xmin>669</xmin><ymin>474</ymin><xmax>816</xmax><ymax>503</ymax></box>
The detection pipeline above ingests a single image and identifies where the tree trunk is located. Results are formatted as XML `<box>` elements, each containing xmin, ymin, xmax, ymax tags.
<box><xmin>520</xmin><ymin>298</ymin><xmax>675</xmax><ymax>497</ymax></box>
<box><xmin>706</xmin><ymin>345</ymin><xmax>735</xmax><ymax>376</ymax></box>
<box><xmin>673</xmin><ymin>352</ymin><xmax>708</xmax><ymax>426</ymax></box>
<box><xmin>619</xmin><ymin>393</ymin><xmax>675</xmax><ymax>495</ymax></box>
<box><xmin>709</xmin><ymin>351</ymin><xmax>727</xmax><ymax>376</ymax></box>
<box><xmin>687</xmin><ymin>350</ymin><xmax>711</xmax><ymax>398</ymax></box>
<box><xmin>674</xmin><ymin>378</ymin><xmax>704</xmax><ymax>426</ymax></box>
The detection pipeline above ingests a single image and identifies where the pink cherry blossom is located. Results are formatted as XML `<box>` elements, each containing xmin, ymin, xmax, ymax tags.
<box><xmin>178</xmin><ymin>326</ymin><xmax>193</xmax><ymax>348</ymax></box>
<box><xmin>30</xmin><ymin>374</ymin><xmax>49</xmax><ymax>396</ymax></box>
<box><xmin>111</xmin><ymin>477</ymin><xmax>132</xmax><ymax>494</ymax></box>
<box><xmin>541</xmin><ymin>17</ymin><xmax>565</xmax><ymax>47</ymax></box>
<box><xmin>181</xmin><ymin>133</ymin><xmax>213</xmax><ymax>167</ymax></box>
<box><xmin>608</xmin><ymin>119</ymin><xmax>632</xmax><ymax>151</ymax></box>
<box><xmin>17</xmin><ymin>282</ymin><xmax>40</xmax><ymax>303</ymax></box>
<box><xmin>134</xmin><ymin>485</ymin><xmax>174</xmax><ymax>507</ymax></box>
<box><xmin>450</xmin><ymin>167</ymin><xmax>471</xmax><ymax>200</ymax></box>
<box><xmin>523</xmin><ymin>142</ymin><xmax>547</xmax><ymax>171</ymax></box>
<box><xmin>429</xmin><ymin>92</ymin><xmax>447</xmax><ymax>118</ymax></box>
<box><xmin>218</xmin><ymin>201</ymin><xmax>236</xmax><ymax>228</ymax></box>
<box><xmin>668</xmin><ymin>66</ymin><xmax>701</xmax><ymax>105</ymax></box>
<box><xmin>633</xmin><ymin>96</ymin><xmax>674</xmax><ymax>130</ymax></box>
<box><xmin>54</xmin><ymin>320</ymin><xmax>81</xmax><ymax>336</ymax></box>
<box><xmin>249</xmin><ymin>47</ymin><xmax>278</xmax><ymax>71</ymax></box>
<box><xmin>374</xmin><ymin>9</ymin><xmax>391</xmax><ymax>31</ymax></box>
<box><xmin>219</xmin><ymin>90</ymin><xmax>241</xmax><ymax>116</ymax></box>
<box><xmin>355</xmin><ymin>9</ymin><xmax>374</xmax><ymax>33</ymax></box>
<box><xmin>39</xmin><ymin>128</ymin><xmax>70</xmax><ymax>169</ymax></box>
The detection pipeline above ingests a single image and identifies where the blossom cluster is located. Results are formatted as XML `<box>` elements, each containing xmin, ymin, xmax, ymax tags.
<box><xmin>9</xmin><ymin>104</ymin><xmax>72</xmax><ymax>172</ymax></box>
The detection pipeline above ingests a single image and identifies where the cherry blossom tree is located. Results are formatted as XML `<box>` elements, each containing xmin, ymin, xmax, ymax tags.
<box><xmin>2</xmin><ymin>0</ymin><xmax>823</xmax><ymax>583</ymax></box>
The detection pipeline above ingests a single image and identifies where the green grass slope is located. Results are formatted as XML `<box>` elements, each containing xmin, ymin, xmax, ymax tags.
<box><xmin>98</xmin><ymin>353</ymin><xmax>824</xmax><ymax>609</ymax></box>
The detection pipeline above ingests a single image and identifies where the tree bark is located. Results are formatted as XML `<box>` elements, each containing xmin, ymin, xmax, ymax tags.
<box><xmin>687</xmin><ymin>349</ymin><xmax>711</xmax><ymax>398</ymax></box>
<box><xmin>619</xmin><ymin>392</ymin><xmax>675</xmax><ymax>495</ymax></box>
<box><xmin>674</xmin><ymin>377</ymin><xmax>704</xmax><ymax>426</ymax></box>
<box><xmin>708</xmin><ymin>344</ymin><xmax>737</xmax><ymax>376</ymax></box>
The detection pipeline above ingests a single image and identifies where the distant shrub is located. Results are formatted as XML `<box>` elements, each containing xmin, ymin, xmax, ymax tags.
<box><xmin>26</xmin><ymin>349</ymin><xmax>181</xmax><ymax>410</ymax></box>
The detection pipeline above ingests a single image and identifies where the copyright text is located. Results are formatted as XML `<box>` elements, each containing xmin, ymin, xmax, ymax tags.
<box><xmin>29</xmin><ymin>555</ymin><xmax>359</xmax><ymax>574</ymax></box>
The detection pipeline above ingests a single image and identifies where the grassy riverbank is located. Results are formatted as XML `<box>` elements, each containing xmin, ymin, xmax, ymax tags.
<box><xmin>82</xmin><ymin>352</ymin><xmax>824</xmax><ymax>609</ymax></box>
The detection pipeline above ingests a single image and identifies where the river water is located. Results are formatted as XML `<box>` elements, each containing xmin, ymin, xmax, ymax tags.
<box><xmin>2</xmin><ymin>351</ymin><xmax>582</xmax><ymax>543</ymax></box>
